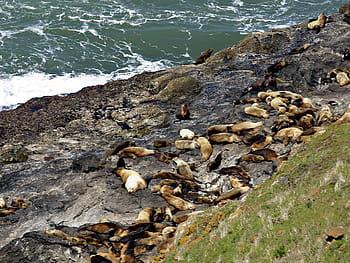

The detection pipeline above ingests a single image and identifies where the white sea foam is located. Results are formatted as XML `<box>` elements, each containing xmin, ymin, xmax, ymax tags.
<box><xmin>0</xmin><ymin>72</ymin><xmax>111</xmax><ymax>110</ymax></box>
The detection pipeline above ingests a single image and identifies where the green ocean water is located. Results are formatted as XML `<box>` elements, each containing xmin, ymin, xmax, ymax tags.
<box><xmin>0</xmin><ymin>0</ymin><xmax>347</xmax><ymax>109</ymax></box>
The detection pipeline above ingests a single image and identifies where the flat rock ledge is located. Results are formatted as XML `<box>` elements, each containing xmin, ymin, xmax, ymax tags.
<box><xmin>1</xmin><ymin>5</ymin><xmax>350</xmax><ymax>263</ymax></box>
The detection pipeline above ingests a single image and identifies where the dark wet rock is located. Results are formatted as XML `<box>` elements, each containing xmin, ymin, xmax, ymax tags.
<box><xmin>0</xmin><ymin>6</ymin><xmax>350</xmax><ymax>262</ymax></box>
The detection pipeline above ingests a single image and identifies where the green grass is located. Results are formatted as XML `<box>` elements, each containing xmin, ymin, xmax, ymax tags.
<box><xmin>162</xmin><ymin>123</ymin><xmax>350</xmax><ymax>263</ymax></box>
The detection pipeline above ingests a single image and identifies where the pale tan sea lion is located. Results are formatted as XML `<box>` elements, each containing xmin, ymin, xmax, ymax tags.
<box><xmin>173</xmin><ymin>157</ymin><xmax>194</xmax><ymax>180</ymax></box>
<box><xmin>118</xmin><ymin>147</ymin><xmax>156</xmax><ymax>159</ymax></box>
<box><xmin>308</xmin><ymin>13</ymin><xmax>326</xmax><ymax>30</ymax></box>
<box><xmin>116</xmin><ymin>168</ymin><xmax>147</xmax><ymax>193</ymax></box>
<box><xmin>276</xmin><ymin>127</ymin><xmax>303</xmax><ymax>141</ymax></box>
<box><xmin>196</xmin><ymin>137</ymin><xmax>213</xmax><ymax>162</ymax></box>
<box><xmin>179</xmin><ymin>128</ymin><xmax>195</xmax><ymax>140</ymax></box>
<box><xmin>267</xmin><ymin>97</ymin><xmax>288</xmax><ymax>113</ymax></box>
<box><xmin>244</xmin><ymin>104</ymin><xmax>270</xmax><ymax>118</ymax></box>
<box><xmin>209</xmin><ymin>132</ymin><xmax>241</xmax><ymax>144</ymax></box>
<box><xmin>175</xmin><ymin>139</ymin><xmax>198</xmax><ymax>150</ymax></box>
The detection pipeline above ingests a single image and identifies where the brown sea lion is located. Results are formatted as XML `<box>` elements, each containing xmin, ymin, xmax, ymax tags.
<box><xmin>118</xmin><ymin>147</ymin><xmax>156</xmax><ymax>159</ymax></box>
<box><xmin>213</xmin><ymin>187</ymin><xmax>250</xmax><ymax>204</ymax></box>
<box><xmin>266</xmin><ymin>61</ymin><xmax>288</xmax><ymax>74</ymax></box>
<box><xmin>209</xmin><ymin>133</ymin><xmax>241</xmax><ymax>144</ymax></box>
<box><xmin>289</xmin><ymin>43</ymin><xmax>312</xmax><ymax>54</ymax></box>
<box><xmin>160</xmin><ymin>185</ymin><xmax>195</xmax><ymax>210</ymax></box>
<box><xmin>298</xmin><ymin>114</ymin><xmax>315</xmax><ymax>130</ymax></box>
<box><xmin>196</xmin><ymin>137</ymin><xmax>213</xmax><ymax>162</ymax></box>
<box><xmin>194</xmin><ymin>49</ymin><xmax>214</xmax><ymax>65</ymax></box>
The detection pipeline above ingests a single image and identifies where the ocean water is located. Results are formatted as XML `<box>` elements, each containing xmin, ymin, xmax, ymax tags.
<box><xmin>0</xmin><ymin>0</ymin><xmax>347</xmax><ymax>110</ymax></box>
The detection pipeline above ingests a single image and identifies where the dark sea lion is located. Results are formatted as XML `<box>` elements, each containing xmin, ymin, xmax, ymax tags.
<box><xmin>176</xmin><ymin>103</ymin><xmax>190</xmax><ymax>120</ymax></box>
<box><xmin>105</xmin><ymin>140</ymin><xmax>135</xmax><ymax>156</ymax></box>
<box><xmin>194</xmin><ymin>49</ymin><xmax>214</xmax><ymax>65</ymax></box>
<box><xmin>266</xmin><ymin>61</ymin><xmax>288</xmax><ymax>74</ymax></box>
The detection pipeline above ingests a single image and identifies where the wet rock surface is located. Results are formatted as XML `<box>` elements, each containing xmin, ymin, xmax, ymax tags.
<box><xmin>0</xmin><ymin>7</ymin><xmax>350</xmax><ymax>262</ymax></box>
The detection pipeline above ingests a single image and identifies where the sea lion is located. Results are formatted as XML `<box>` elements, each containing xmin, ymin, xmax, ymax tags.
<box><xmin>230</xmin><ymin>121</ymin><xmax>264</xmax><ymax>134</ymax></box>
<box><xmin>157</xmin><ymin>152</ymin><xmax>179</xmax><ymax>163</ymax></box>
<box><xmin>336</xmin><ymin>72</ymin><xmax>350</xmax><ymax>86</ymax></box>
<box><xmin>0</xmin><ymin>207</ymin><xmax>17</xmax><ymax>216</ymax></box>
<box><xmin>307</xmin><ymin>13</ymin><xmax>326</xmax><ymax>30</ymax></box>
<box><xmin>118</xmin><ymin>147</ymin><xmax>156</xmax><ymax>159</ymax></box>
<box><xmin>179</xmin><ymin>129</ymin><xmax>195</xmax><ymax>140</ymax></box>
<box><xmin>153</xmin><ymin>207</ymin><xmax>173</xmax><ymax>222</ymax></box>
<box><xmin>90</xmin><ymin>252</ymin><xmax>120</xmax><ymax>263</ymax></box>
<box><xmin>271</xmin><ymin>115</ymin><xmax>295</xmax><ymax>132</ymax></box>
<box><xmin>153</xmin><ymin>140</ymin><xmax>172</xmax><ymax>148</ymax></box>
<box><xmin>266</xmin><ymin>97</ymin><xmax>288</xmax><ymax>113</ymax></box>
<box><xmin>0</xmin><ymin>198</ymin><xmax>6</xmax><ymax>208</ymax></box>
<box><xmin>317</xmin><ymin>105</ymin><xmax>333</xmax><ymax>126</ymax></box>
<box><xmin>298</xmin><ymin>114</ymin><xmax>315</xmax><ymax>130</ymax></box>
<box><xmin>213</xmin><ymin>187</ymin><xmax>250</xmax><ymax>204</ymax></box>
<box><xmin>240</xmin><ymin>154</ymin><xmax>265</xmax><ymax>163</ymax></box>
<box><xmin>219</xmin><ymin>166</ymin><xmax>250</xmax><ymax>179</ymax></box>
<box><xmin>196</xmin><ymin>137</ymin><xmax>213</xmax><ymax>162</ymax></box>
<box><xmin>244</xmin><ymin>104</ymin><xmax>270</xmax><ymax>118</ymax></box>
<box><xmin>79</xmin><ymin>221</ymin><xmax>124</xmax><ymax>235</ymax></box>
<box><xmin>176</xmin><ymin>104</ymin><xmax>190</xmax><ymax>120</ymax></box>
<box><xmin>209</xmin><ymin>133</ymin><xmax>241</xmax><ymax>144</ymax></box>
<box><xmin>229</xmin><ymin>176</ymin><xmax>249</xmax><ymax>188</ymax></box>
<box><xmin>258</xmin><ymin>90</ymin><xmax>302</xmax><ymax>101</ymax></box>
<box><xmin>120</xmin><ymin>241</ymin><xmax>137</xmax><ymax>263</ymax></box>
<box><xmin>151</xmin><ymin>171</ymin><xmax>192</xmax><ymax>181</ymax></box>
<box><xmin>207</xmin><ymin>124</ymin><xmax>234</xmax><ymax>135</ymax></box>
<box><xmin>290</xmin><ymin>43</ymin><xmax>312</xmax><ymax>54</ymax></box>
<box><xmin>250</xmin><ymin>149</ymin><xmax>278</xmax><ymax>161</ymax></box>
<box><xmin>276</xmin><ymin>127</ymin><xmax>303</xmax><ymax>141</ymax></box>
<box><xmin>175</xmin><ymin>139</ymin><xmax>198</xmax><ymax>150</ymax></box>
<box><xmin>134</xmin><ymin>207</ymin><xmax>154</xmax><ymax>224</ymax></box>
<box><xmin>266</xmin><ymin>61</ymin><xmax>288</xmax><ymax>74</ymax></box>
<box><xmin>160</xmin><ymin>185</ymin><xmax>195</xmax><ymax>210</ymax></box>
<box><xmin>105</xmin><ymin>140</ymin><xmax>136</xmax><ymax>156</ymax></box>
<box><xmin>11</xmin><ymin>198</ymin><xmax>29</xmax><ymax>209</ymax></box>
<box><xmin>194</xmin><ymin>49</ymin><xmax>214</xmax><ymax>65</ymax></box>
<box><xmin>250</xmin><ymin>135</ymin><xmax>273</xmax><ymax>151</ymax></box>
<box><xmin>173</xmin><ymin>157</ymin><xmax>194</xmax><ymax>180</ymax></box>
<box><xmin>115</xmin><ymin>161</ymin><xmax>147</xmax><ymax>193</ymax></box>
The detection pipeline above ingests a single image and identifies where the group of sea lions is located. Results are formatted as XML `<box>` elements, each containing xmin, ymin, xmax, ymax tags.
<box><xmin>0</xmin><ymin>197</ymin><xmax>29</xmax><ymax>217</ymax></box>
<box><xmin>41</xmin><ymin>82</ymin><xmax>350</xmax><ymax>262</ymax></box>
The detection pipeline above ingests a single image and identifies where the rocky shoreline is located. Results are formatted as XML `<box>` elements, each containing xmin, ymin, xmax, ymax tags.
<box><xmin>1</xmin><ymin>4</ymin><xmax>350</xmax><ymax>263</ymax></box>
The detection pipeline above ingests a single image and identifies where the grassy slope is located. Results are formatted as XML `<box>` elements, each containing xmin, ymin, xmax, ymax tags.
<box><xmin>162</xmin><ymin>123</ymin><xmax>350</xmax><ymax>263</ymax></box>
